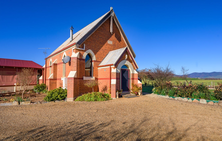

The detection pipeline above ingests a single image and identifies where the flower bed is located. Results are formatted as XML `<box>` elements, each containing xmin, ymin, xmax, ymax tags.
<box><xmin>153</xmin><ymin>82</ymin><xmax>221</xmax><ymax>101</ymax></box>
<box><xmin>155</xmin><ymin>93</ymin><xmax>219</xmax><ymax>103</ymax></box>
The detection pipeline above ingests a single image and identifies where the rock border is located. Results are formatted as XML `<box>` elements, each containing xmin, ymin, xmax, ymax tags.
<box><xmin>153</xmin><ymin>93</ymin><xmax>221</xmax><ymax>106</ymax></box>
<box><xmin>0</xmin><ymin>100</ymin><xmax>65</xmax><ymax>106</ymax></box>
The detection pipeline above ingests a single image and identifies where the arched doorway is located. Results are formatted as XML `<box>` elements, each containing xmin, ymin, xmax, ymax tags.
<box><xmin>121</xmin><ymin>65</ymin><xmax>129</xmax><ymax>92</ymax></box>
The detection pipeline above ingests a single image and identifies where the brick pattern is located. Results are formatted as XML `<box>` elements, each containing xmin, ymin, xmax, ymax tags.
<box><xmin>43</xmin><ymin>17</ymin><xmax>140</xmax><ymax>100</ymax></box>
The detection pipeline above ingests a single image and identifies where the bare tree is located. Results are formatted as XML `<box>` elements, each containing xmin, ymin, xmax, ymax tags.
<box><xmin>16</xmin><ymin>68</ymin><xmax>37</xmax><ymax>99</ymax></box>
<box><xmin>138</xmin><ymin>68</ymin><xmax>148</xmax><ymax>83</ymax></box>
<box><xmin>147</xmin><ymin>65</ymin><xmax>174</xmax><ymax>88</ymax></box>
<box><xmin>181</xmin><ymin>67</ymin><xmax>189</xmax><ymax>84</ymax></box>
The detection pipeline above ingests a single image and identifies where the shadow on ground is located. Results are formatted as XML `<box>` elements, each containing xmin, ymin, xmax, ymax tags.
<box><xmin>2</xmin><ymin>117</ymin><xmax>208</xmax><ymax>141</ymax></box>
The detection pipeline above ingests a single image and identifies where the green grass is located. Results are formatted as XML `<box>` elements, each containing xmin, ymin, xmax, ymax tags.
<box><xmin>143</xmin><ymin>79</ymin><xmax>222</xmax><ymax>87</ymax></box>
<box><xmin>171</xmin><ymin>80</ymin><xmax>222</xmax><ymax>86</ymax></box>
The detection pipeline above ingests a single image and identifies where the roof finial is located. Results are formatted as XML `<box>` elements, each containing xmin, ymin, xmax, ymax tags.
<box><xmin>110</xmin><ymin>7</ymin><xmax>113</xmax><ymax>11</ymax></box>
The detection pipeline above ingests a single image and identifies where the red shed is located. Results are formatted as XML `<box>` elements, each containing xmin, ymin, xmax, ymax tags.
<box><xmin>0</xmin><ymin>58</ymin><xmax>43</xmax><ymax>92</ymax></box>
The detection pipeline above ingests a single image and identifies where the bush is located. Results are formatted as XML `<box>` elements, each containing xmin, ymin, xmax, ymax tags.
<box><xmin>153</xmin><ymin>86</ymin><xmax>162</xmax><ymax>94</ymax></box>
<box><xmin>214</xmin><ymin>83</ymin><xmax>222</xmax><ymax>100</ymax></box>
<box><xmin>44</xmin><ymin>87</ymin><xmax>67</xmax><ymax>102</ymax></box>
<box><xmin>34</xmin><ymin>83</ymin><xmax>47</xmax><ymax>93</ymax></box>
<box><xmin>75</xmin><ymin>92</ymin><xmax>111</xmax><ymax>101</ymax></box>
<box><xmin>161</xmin><ymin>89</ymin><xmax>166</xmax><ymax>95</ymax></box>
<box><xmin>168</xmin><ymin>88</ymin><xmax>175</xmax><ymax>97</ymax></box>
<box><xmin>16</xmin><ymin>97</ymin><xmax>23</xmax><ymax>103</ymax></box>
<box><xmin>131</xmin><ymin>84</ymin><xmax>142</xmax><ymax>95</ymax></box>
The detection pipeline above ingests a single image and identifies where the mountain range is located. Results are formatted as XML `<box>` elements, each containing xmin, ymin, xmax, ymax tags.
<box><xmin>188</xmin><ymin>72</ymin><xmax>222</xmax><ymax>78</ymax></box>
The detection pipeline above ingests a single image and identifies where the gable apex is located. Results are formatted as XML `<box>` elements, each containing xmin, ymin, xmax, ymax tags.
<box><xmin>47</xmin><ymin>9</ymin><xmax>136</xmax><ymax>59</ymax></box>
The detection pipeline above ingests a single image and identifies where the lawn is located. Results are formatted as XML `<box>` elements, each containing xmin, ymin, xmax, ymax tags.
<box><xmin>143</xmin><ymin>79</ymin><xmax>222</xmax><ymax>87</ymax></box>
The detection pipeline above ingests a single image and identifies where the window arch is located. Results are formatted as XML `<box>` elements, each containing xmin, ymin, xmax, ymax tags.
<box><xmin>62</xmin><ymin>54</ymin><xmax>66</xmax><ymax>77</ymax></box>
<box><xmin>85</xmin><ymin>54</ymin><xmax>92</xmax><ymax>77</ymax></box>
<box><xmin>49</xmin><ymin>60</ymin><xmax>52</xmax><ymax>75</ymax></box>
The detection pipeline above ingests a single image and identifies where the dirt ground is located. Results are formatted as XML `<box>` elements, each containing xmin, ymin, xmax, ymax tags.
<box><xmin>0</xmin><ymin>94</ymin><xmax>222</xmax><ymax>141</ymax></box>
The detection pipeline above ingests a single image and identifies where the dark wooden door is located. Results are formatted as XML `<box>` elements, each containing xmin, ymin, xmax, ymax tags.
<box><xmin>121</xmin><ymin>69</ymin><xmax>129</xmax><ymax>91</ymax></box>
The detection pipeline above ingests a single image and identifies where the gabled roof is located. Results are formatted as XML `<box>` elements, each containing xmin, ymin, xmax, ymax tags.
<box><xmin>99</xmin><ymin>47</ymin><xmax>127</xmax><ymax>66</ymax></box>
<box><xmin>99</xmin><ymin>47</ymin><xmax>138</xmax><ymax>69</ymax></box>
<box><xmin>47</xmin><ymin>9</ymin><xmax>136</xmax><ymax>58</ymax></box>
<box><xmin>0</xmin><ymin>58</ymin><xmax>42</xmax><ymax>69</ymax></box>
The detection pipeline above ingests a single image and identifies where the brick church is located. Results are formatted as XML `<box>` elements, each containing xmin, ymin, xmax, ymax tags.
<box><xmin>40</xmin><ymin>8</ymin><xmax>141</xmax><ymax>101</ymax></box>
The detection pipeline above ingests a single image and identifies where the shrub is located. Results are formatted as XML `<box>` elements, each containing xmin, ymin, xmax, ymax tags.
<box><xmin>16</xmin><ymin>97</ymin><xmax>23</xmax><ymax>103</ymax></box>
<box><xmin>44</xmin><ymin>87</ymin><xmax>67</xmax><ymax>102</ymax></box>
<box><xmin>161</xmin><ymin>89</ymin><xmax>166</xmax><ymax>95</ymax></box>
<box><xmin>34</xmin><ymin>83</ymin><xmax>47</xmax><ymax>93</ymax></box>
<box><xmin>153</xmin><ymin>86</ymin><xmax>162</xmax><ymax>94</ymax></box>
<box><xmin>131</xmin><ymin>84</ymin><xmax>142</xmax><ymax>95</ymax></box>
<box><xmin>75</xmin><ymin>92</ymin><xmax>111</xmax><ymax>101</ymax></box>
<box><xmin>214</xmin><ymin>83</ymin><xmax>222</xmax><ymax>100</ymax></box>
<box><xmin>168</xmin><ymin>88</ymin><xmax>175</xmax><ymax>97</ymax></box>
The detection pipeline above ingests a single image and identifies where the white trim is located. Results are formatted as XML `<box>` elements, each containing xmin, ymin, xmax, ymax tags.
<box><xmin>52</xmin><ymin>59</ymin><xmax>57</xmax><ymax>64</ymax></box>
<box><xmin>39</xmin><ymin>76</ymin><xmax>43</xmax><ymax>79</ymax></box>
<box><xmin>68</xmin><ymin>71</ymin><xmax>77</xmax><ymax>78</ymax></box>
<box><xmin>117</xmin><ymin>60</ymin><xmax>134</xmax><ymax>73</ymax></box>
<box><xmin>83</xmin><ymin>76</ymin><xmax>95</xmax><ymax>80</ymax></box>
<box><xmin>71</xmin><ymin>52</ymin><xmax>80</xmax><ymax>58</ymax></box>
<box><xmin>117</xmin><ymin>60</ymin><xmax>133</xmax><ymax>91</ymax></box>
<box><xmin>138</xmin><ymin>80</ymin><xmax>142</xmax><ymax>84</ymax></box>
<box><xmin>49</xmin><ymin>59</ymin><xmax>52</xmax><ymax>66</ymax></box>
<box><xmin>111</xmin><ymin>79</ymin><xmax>116</xmax><ymax>84</ymax></box>
<box><xmin>111</xmin><ymin>68</ymin><xmax>117</xmax><ymax>73</ymax></box>
<box><xmin>83</xmin><ymin>49</ymin><xmax>96</xmax><ymax>77</ymax></box>
<box><xmin>62</xmin><ymin>52</ymin><xmax>67</xmax><ymax>59</ymax></box>
<box><xmin>43</xmin><ymin>65</ymin><xmax>45</xmax><ymax>68</ymax></box>
<box><xmin>48</xmin><ymin>73</ymin><xmax>53</xmax><ymax>79</ymax></box>
<box><xmin>98</xmin><ymin>66</ymin><xmax>110</xmax><ymax>69</ymax></box>
<box><xmin>47</xmin><ymin>45</ymin><xmax>75</xmax><ymax>60</ymax></box>
<box><xmin>82</xmin><ymin>49</ymin><xmax>96</xmax><ymax>60</ymax></box>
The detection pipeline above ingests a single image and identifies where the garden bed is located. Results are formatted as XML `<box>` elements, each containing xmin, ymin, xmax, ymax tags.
<box><xmin>154</xmin><ymin>93</ymin><xmax>220</xmax><ymax>105</ymax></box>
<box><xmin>0</xmin><ymin>92</ymin><xmax>47</xmax><ymax>104</ymax></box>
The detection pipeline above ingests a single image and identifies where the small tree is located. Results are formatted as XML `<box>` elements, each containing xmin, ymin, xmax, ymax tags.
<box><xmin>16</xmin><ymin>68</ymin><xmax>37</xmax><ymax>99</ymax></box>
<box><xmin>84</xmin><ymin>80</ymin><xmax>99</xmax><ymax>92</ymax></box>
<box><xmin>181</xmin><ymin>66</ymin><xmax>189</xmax><ymax>84</ymax></box>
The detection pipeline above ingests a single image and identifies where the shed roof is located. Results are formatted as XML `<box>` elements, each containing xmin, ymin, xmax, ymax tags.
<box><xmin>0</xmin><ymin>58</ymin><xmax>42</xmax><ymax>69</ymax></box>
<box><xmin>99</xmin><ymin>47</ymin><xmax>127</xmax><ymax>66</ymax></box>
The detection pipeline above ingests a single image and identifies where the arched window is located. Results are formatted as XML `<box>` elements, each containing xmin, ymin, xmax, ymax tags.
<box><xmin>85</xmin><ymin>54</ymin><xmax>92</xmax><ymax>77</ymax></box>
<box><xmin>63</xmin><ymin>55</ymin><xmax>66</xmax><ymax>77</ymax></box>
<box><xmin>121</xmin><ymin>65</ymin><xmax>128</xmax><ymax>69</ymax></box>
<box><xmin>49</xmin><ymin>60</ymin><xmax>52</xmax><ymax>75</ymax></box>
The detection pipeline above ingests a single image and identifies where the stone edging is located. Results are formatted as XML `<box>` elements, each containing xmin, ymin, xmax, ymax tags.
<box><xmin>0</xmin><ymin>100</ymin><xmax>65</xmax><ymax>106</ymax></box>
<box><xmin>153</xmin><ymin>93</ymin><xmax>222</xmax><ymax>106</ymax></box>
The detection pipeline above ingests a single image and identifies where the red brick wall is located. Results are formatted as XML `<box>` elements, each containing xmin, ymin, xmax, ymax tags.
<box><xmin>45</xmin><ymin>16</ymin><xmax>139</xmax><ymax>99</ymax></box>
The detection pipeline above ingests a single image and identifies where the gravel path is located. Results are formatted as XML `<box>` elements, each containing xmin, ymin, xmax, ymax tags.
<box><xmin>0</xmin><ymin>94</ymin><xmax>222</xmax><ymax>141</ymax></box>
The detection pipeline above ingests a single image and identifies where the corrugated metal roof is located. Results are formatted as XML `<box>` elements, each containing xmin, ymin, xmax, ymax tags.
<box><xmin>99</xmin><ymin>47</ymin><xmax>127</xmax><ymax>66</ymax></box>
<box><xmin>49</xmin><ymin>11</ymin><xmax>110</xmax><ymax>56</ymax></box>
<box><xmin>0</xmin><ymin>58</ymin><xmax>42</xmax><ymax>69</ymax></box>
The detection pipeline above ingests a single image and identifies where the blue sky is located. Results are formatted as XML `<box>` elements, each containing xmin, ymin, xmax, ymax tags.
<box><xmin>0</xmin><ymin>0</ymin><xmax>222</xmax><ymax>75</ymax></box>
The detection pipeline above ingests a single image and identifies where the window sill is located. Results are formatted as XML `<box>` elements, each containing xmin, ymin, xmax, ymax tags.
<box><xmin>83</xmin><ymin>76</ymin><xmax>95</xmax><ymax>80</ymax></box>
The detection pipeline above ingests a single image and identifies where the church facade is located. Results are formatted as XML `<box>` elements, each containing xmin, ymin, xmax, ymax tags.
<box><xmin>40</xmin><ymin>8</ymin><xmax>142</xmax><ymax>101</ymax></box>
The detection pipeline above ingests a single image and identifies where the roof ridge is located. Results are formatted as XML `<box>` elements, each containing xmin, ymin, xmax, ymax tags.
<box><xmin>48</xmin><ymin>10</ymin><xmax>111</xmax><ymax>57</ymax></box>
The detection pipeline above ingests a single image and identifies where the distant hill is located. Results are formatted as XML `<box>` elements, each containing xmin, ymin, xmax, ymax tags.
<box><xmin>188</xmin><ymin>72</ymin><xmax>222</xmax><ymax>78</ymax></box>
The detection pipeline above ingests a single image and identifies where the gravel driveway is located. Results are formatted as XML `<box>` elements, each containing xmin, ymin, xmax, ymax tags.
<box><xmin>0</xmin><ymin>94</ymin><xmax>222</xmax><ymax>141</ymax></box>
